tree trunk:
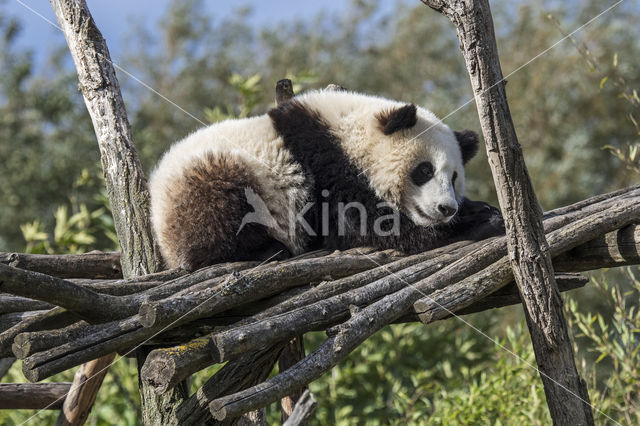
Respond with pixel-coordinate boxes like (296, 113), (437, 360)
(420, 1), (594, 424)
(49, 1), (185, 424)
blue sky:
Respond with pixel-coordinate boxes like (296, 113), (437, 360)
(4, 0), (369, 65)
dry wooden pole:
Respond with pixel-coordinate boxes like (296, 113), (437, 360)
(55, 354), (117, 426)
(49, 0), (184, 424)
(279, 336), (307, 423)
(0, 264), (134, 322)
(1, 308), (80, 358)
(176, 343), (286, 425)
(0, 357), (14, 379)
(421, 1), (594, 423)
(0, 251), (121, 279)
(0, 383), (72, 410)
(48, 0), (160, 277)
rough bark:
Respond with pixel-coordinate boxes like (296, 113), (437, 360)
(0, 383), (71, 409)
(20, 316), (149, 382)
(48, 0), (161, 277)
(49, 0), (185, 423)
(279, 336), (307, 423)
(1, 308), (80, 357)
(175, 343), (286, 425)
(55, 353), (117, 426)
(420, 1), (594, 423)
(1, 311), (50, 333)
(138, 253), (394, 328)
(0, 251), (121, 279)
(0, 357), (15, 379)
(0, 264), (133, 322)
(139, 337), (213, 395)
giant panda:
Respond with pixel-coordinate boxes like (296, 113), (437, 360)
(149, 90), (503, 270)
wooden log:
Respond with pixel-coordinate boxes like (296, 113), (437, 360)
(0, 357), (14, 379)
(414, 207), (640, 322)
(0, 308), (80, 357)
(1, 310), (49, 332)
(0, 296), (53, 314)
(421, 1), (594, 424)
(0, 383), (71, 409)
(176, 343), (286, 425)
(21, 317), (150, 382)
(0, 251), (121, 279)
(55, 353), (117, 426)
(279, 336), (307, 423)
(1, 258), (255, 314)
(282, 390), (317, 426)
(0, 264), (129, 322)
(395, 273), (588, 323)
(50, 0), (184, 421)
(140, 337), (213, 395)
(138, 253), (396, 328)
(554, 224), (640, 272)
(13, 322), (90, 359)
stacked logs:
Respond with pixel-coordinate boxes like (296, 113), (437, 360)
(1, 185), (639, 422)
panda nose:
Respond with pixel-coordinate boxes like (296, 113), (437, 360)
(438, 204), (457, 217)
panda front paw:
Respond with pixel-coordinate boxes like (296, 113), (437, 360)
(455, 198), (505, 240)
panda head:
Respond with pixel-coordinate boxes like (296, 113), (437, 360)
(372, 103), (480, 226)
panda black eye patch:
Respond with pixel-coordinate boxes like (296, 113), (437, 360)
(411, 161), (434, 186)
(452, 171), (458, 187)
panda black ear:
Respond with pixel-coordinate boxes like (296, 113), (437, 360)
(376, 104), (417, 135)
(454, 130), (480, 164)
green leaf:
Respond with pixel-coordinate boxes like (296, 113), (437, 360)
(599, 76), (608, 89)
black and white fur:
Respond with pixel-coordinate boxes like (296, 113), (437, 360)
(150, 90), (503, 270)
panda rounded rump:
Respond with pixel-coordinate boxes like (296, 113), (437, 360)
(159, 151), (281, 270)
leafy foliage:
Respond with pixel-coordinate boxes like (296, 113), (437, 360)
(20, 169), (118, 254)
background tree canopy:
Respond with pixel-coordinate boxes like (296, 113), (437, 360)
(0, 0), (638, 424)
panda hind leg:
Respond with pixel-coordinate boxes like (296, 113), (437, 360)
(160, 152), (288, 270)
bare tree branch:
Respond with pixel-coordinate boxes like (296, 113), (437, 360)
(0, 383), (71, 410)
(0, 251), (121, 279)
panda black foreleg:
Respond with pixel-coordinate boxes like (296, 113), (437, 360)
(376, 198), (504, 254)
(440, 197), (505, 244)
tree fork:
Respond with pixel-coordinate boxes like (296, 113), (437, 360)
(420, 1), (594, 423)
